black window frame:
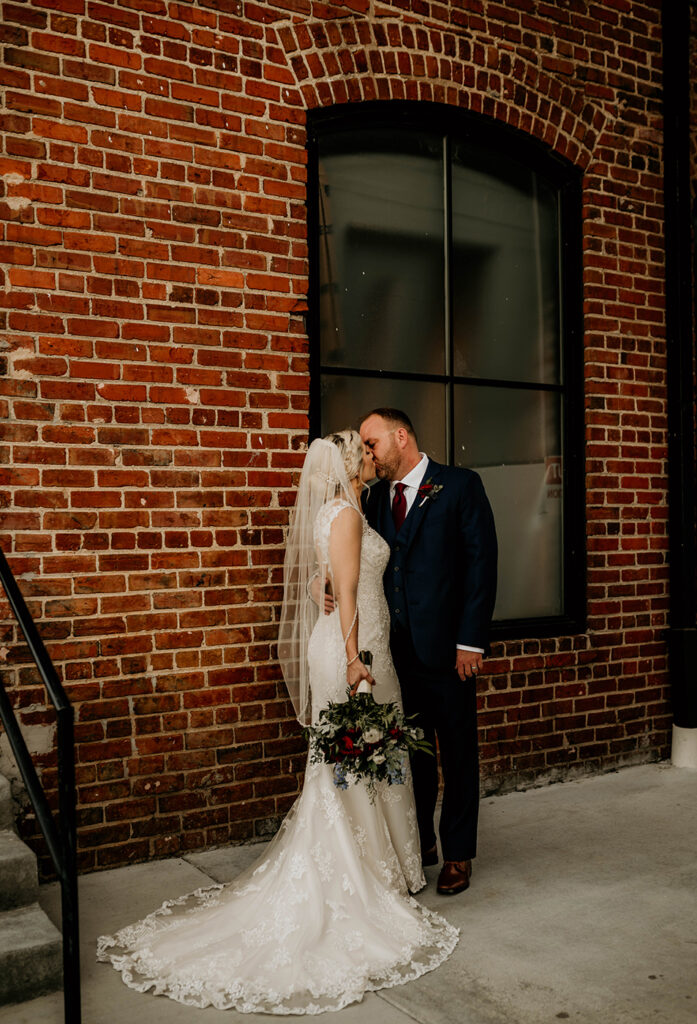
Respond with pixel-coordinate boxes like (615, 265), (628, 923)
(307, 101), (585, 641)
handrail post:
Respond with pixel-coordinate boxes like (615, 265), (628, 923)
(57, 708), (81, 1024)
(0, 545), (81, 1023)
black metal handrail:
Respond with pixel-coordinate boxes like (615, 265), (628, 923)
(0, 546), (80, 1024)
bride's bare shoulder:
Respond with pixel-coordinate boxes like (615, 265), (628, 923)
(315, 499), (363, 535)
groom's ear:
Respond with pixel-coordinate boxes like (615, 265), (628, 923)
(394, 427), (408, 449)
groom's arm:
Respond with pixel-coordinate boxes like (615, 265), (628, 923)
(455, 471), (498, 655)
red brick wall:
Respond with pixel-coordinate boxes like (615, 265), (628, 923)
(0, 0), (671, 874)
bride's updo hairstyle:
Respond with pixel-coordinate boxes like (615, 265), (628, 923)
(325, 429), (363, 482)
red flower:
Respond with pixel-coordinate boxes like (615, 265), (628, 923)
(417, 478), (443, 506)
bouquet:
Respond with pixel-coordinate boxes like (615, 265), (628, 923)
(305, 651), (433, 802)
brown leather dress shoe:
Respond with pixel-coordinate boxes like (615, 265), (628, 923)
(421, 844), (438, 867)
(437, 859), (472, 895)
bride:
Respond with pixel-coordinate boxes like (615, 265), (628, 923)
(97, 430), (458, 1014)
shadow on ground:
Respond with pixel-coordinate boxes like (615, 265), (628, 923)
(2, 763), (695, 1024)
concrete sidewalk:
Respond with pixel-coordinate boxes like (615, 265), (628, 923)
(2, 762), (695, 1024)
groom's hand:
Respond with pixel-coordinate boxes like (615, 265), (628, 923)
(310, 574), (335, 614)
(456, 649), (483, 681)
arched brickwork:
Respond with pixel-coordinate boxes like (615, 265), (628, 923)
(273, 16), (605, 170)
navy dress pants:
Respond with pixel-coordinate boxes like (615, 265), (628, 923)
(390, 626), (480, 862)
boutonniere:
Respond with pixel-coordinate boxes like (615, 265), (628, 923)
(417, 478), (443, 507)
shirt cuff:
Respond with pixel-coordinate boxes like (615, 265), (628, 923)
(457, 645), (484, 654)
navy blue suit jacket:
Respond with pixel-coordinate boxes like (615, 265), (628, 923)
(363, 460), (498, 669)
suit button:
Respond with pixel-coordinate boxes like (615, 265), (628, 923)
(395, 608), (401, 614)
(394, 545), (400, 551)
(394, 566), (400, 573)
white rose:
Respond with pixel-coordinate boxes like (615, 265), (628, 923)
(363, 728), (383, 744)
(371, 753), (386, 764)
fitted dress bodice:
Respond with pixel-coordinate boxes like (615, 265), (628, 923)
(308, 500), (394, 716)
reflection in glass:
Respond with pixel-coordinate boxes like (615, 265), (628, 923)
(318, 131), (445, 376)
(314, 119), (570, 627)
(320, 375), (446, 463)
(452, 149), (560, 385)
(454, 385), (562, 619)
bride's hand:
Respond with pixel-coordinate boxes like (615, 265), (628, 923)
(347, 657), (374, 696)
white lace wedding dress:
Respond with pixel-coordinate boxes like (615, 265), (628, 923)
(97, 502), (458, 1014)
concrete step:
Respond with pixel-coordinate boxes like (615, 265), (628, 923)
(0, 775), (12, 832)
(0, 829), (39, 911)
(0, 902), (62, 1006)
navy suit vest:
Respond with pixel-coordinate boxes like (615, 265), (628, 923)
(381, 489), (418, 635)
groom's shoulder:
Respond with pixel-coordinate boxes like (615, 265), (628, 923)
(366, 478), (388, 498)
(363, 479), (386, 511)
(429, 460), (482, 491)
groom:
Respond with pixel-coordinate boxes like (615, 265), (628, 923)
(360, 408), (497, 895)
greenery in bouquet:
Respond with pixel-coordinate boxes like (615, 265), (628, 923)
(305, 690), (433, 802)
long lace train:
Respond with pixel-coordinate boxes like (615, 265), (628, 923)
(97, 504), (459, 1014)
(97, 762), (458, 1014)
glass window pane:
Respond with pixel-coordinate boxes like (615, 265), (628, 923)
(454, 385), (562, 619)
(320, 374), (446, 463)
(452, 147), (561, 385)
(318, 130), (445, 376)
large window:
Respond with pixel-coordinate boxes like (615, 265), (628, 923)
(308, 104), (584, 637)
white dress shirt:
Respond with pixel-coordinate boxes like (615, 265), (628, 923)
(389, 452), (429, 516)
(391, 455), (484, 657)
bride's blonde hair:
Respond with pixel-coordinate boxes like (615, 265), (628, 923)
(325, 429), (363, 482)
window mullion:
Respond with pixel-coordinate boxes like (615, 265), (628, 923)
(444, 133), (453, 465)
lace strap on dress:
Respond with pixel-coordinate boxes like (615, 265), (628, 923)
(313, 499), (362, 551)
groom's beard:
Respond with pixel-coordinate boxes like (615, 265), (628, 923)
(372, 446), (401, 482)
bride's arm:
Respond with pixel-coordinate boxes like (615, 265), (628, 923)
(328, 506), (374, 695)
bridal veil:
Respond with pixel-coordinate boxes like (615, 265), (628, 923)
(278, 436), (361, 726)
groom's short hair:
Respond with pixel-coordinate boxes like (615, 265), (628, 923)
(361, 407), (417, 442)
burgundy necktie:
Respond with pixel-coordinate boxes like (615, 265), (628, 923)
(392, 482), (407, 532)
